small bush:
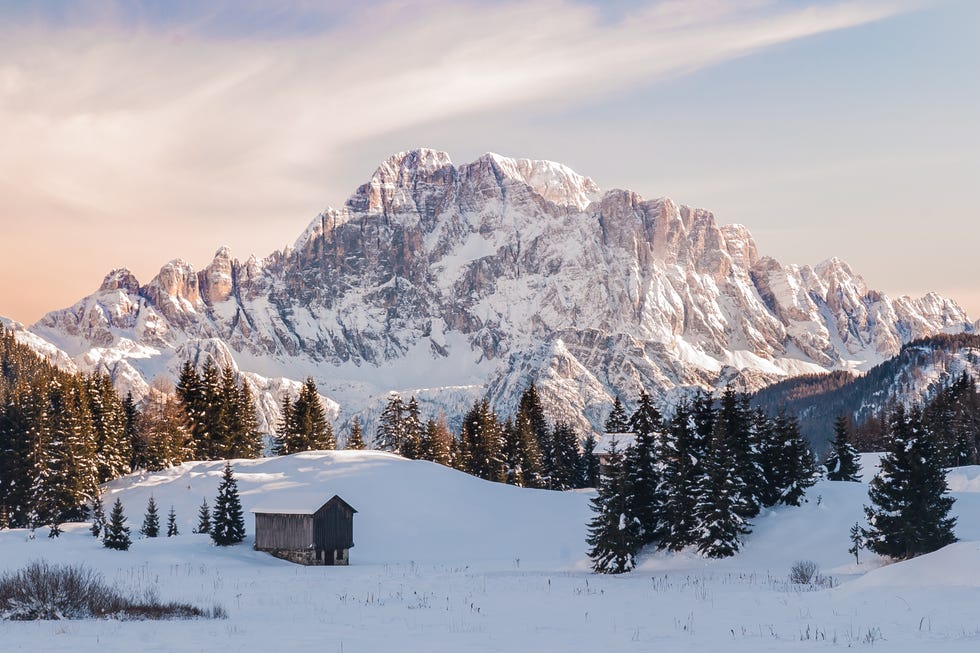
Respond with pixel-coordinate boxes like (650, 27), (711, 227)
(789, 560), (819, 585)
(0, 561), (223, 621)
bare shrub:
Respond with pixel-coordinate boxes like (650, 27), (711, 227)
(0, 561), (223, 621)
(789, 560), (819, 585)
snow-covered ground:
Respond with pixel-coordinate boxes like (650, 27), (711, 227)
(1, 451), (979, 651)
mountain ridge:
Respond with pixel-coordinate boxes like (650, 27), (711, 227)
(14, 148), (974, 436)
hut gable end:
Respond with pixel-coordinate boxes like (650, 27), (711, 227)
(252, 495), (357, 566)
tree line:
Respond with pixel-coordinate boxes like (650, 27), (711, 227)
(0, 325), (264, 530)
(587, 388), (818, 573)
(370, 384), (599, 491)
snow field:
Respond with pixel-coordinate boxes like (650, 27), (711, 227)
(0, 451), (978, 651)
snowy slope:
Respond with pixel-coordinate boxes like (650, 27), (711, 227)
(1, 451), (980, 651)
(21, 149), (975, 436)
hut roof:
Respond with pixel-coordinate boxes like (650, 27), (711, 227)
(251, 494), (357, 515)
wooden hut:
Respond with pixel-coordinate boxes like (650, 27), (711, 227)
(252, 495), (357, 566)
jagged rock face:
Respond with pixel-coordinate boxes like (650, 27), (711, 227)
(26, 148), (974, 435)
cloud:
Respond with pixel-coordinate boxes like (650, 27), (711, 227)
(0, 0), (919, 322)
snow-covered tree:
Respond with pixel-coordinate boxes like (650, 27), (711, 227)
(625, 391), (665, 545)
(90, 492), (105, 538)
(825, 414), (862, 482)
(211, 462), (246, 546)
(194, 498), (211, 534)
(141, 495), (160, 538)
(693, 419), (749, 558)
(604, 396), (630, 433)
(167, 505), (179, 537)
(103, 498), (131, 551)
(345, 417), (366, 450)
(586, 438), (641, 574)
(863, 406), (956, 559)
(375, 393), (405, 453)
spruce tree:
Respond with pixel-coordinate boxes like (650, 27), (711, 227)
(425, 414), (454, 466)
(585, 438), (641, 574)
(346, 417), (366, 450)
(274, 379), (333, 454)
(141, 495), (160, 537)
(460, 399), (505, 482)
(717, 387), (760, 518)
(226, 373), (263, 459)
(517, 384), (552, 483)
(848, 522), (863, 564)
(774, 409), (818, 506)
(825, 414), (862, 482)
(863, 406), (957, 559)
(211, 462), (246, 546)
(580, 432), (599, 489)
(195, 498), (211, 534)
(376, 393), (405, 452)
(625, 390), (665, 545)
(550, 421), (582, 491)
(501, 418), (525, 486)
(693, 419), (749, 558)
(90, 493), (106, 538)
(660, 400), (701, 550)
(604, 396), (631, 433)
(400, 397), (424, 459)
(167, 506), (179, 537)
(103, 498), (132, 551)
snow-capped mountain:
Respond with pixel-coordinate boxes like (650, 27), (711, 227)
(17, 149), (974, 435)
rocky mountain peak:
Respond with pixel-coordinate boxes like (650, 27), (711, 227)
(99, 268), (141, 294)
(21, 149), (975, 440)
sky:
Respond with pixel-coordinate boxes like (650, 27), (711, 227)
(0, 0), (978, 324)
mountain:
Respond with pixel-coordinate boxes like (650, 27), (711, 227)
(752, 333), (980, 454)
(16, 149), (974, 436)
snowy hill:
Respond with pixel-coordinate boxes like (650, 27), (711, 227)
(1, 451), (980, 651)
(14, 149), (975, 435)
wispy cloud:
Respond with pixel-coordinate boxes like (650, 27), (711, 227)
(0, 0), (919, 321)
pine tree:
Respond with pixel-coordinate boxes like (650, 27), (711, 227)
(122, 392), (141, 472)
(346, 417), (366, 450)
(211, 462), (246, 546)
(774, 409), (818, 506)
(848, 522), (863, 564)
(424, 414), (454, 466)
(517, 384), (552, 484)
(86, 372), (131, 482)
(501, 418), (525, 486)
(625, 390), (665, 545)
(195, 498), (211, 534)
(400, 397), (424, 459)
(273, 396), (293, 456)
(580, 432), (599, 489)
(226, 373), (263, 459)
(693, 418), (749, 558)
(141, 495), (160, 538)
(460, 399), (505, 482)
(586, 438), (641, 574)
(825, 414), (862, 482)
(376, 393), (405, 453)
(863, 406), (957, 559)
(48, 522), (61, 538)
(274, 379), (333, 454)
(90, 492), (105, 538)
(604, 396), (631, 433)
(136, 379), (192, 471)
(103, 498), (132, 551)
(660, 400), (701, 550)
(550, 421), (582, 491)
(167, 506), (179, 537)
(717, 387), (760, 519)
